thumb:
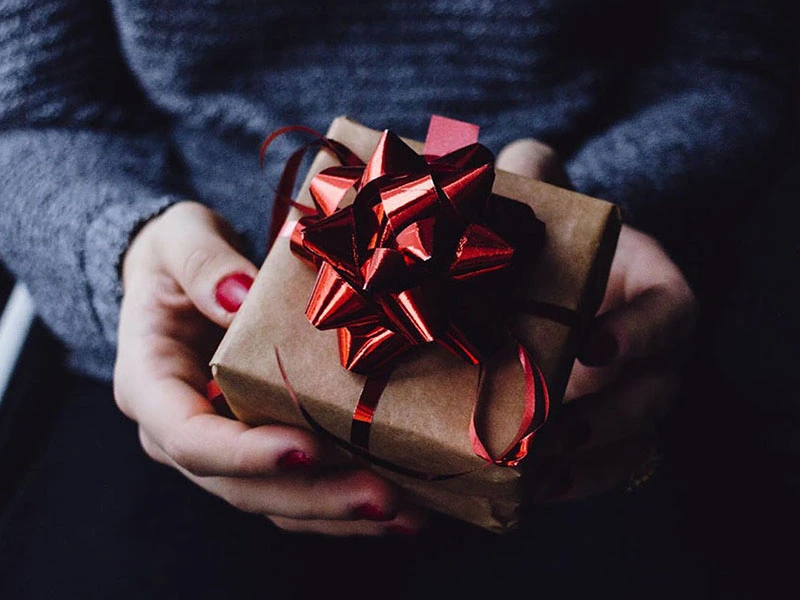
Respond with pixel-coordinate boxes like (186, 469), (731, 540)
(496, 138), (570, 187)
(158, 202), (259, 328)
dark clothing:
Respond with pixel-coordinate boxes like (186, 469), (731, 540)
(0, 0), (794, 380)
(1, 373), (708, 599)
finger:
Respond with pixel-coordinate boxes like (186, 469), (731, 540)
(530, 430), (656, 503)
(535, 369), (679, 456)
(579, 227), (695, 366)
(496, 138), (570, 186)
(141, 427), (399, 521)
(138, 427), (170, 466)
(269, 506), (425, 536)
(182, 467), (399, 522)
(563, 359), (619, 403)
(130, 377), (321, 477)
(157, 202), (259, 328)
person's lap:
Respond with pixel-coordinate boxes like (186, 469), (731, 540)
(0, 369), (712, 599)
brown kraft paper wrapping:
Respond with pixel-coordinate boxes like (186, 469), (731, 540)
(210, 116), (621, 533)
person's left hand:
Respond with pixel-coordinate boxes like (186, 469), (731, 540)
(496, 139), (696, 502)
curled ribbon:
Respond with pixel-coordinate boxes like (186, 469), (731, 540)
(261, 116), (554, 475)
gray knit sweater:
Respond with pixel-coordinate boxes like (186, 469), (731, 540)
(0, 0), (793, 380)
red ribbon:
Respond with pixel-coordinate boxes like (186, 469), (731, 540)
(259, 116), (553, 474)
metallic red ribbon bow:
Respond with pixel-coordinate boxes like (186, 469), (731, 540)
(288, 128), (527, 373)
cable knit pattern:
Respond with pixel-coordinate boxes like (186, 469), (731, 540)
(0, 0), (793, 381)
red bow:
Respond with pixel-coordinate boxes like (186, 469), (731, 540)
(289, 129), (525, 373)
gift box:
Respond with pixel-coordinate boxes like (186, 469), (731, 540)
(210, 116), (621, 532)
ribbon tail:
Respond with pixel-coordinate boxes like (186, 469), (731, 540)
(350, 368), (393, 451)
(259, 125), (362, 169)
(470, 343), (550, 467)
(267, 144), (317, 249)
(262, 125), (365, 250)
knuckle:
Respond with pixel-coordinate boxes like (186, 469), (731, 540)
(162, 433), (201, 474)
(138, 429), (161, 462)
(112, 374), (134, 419)
(531, 140), (559, 162)
(162, 200), (210, 224)
(516, 138), (558, 161)
(181, 245), (217, 290)
(500, 138), (563, 183)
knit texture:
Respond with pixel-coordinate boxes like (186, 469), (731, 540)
(0, 0), (793, 380)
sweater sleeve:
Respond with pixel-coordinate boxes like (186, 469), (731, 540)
(0, 0), (183, 368)
(564, 0), (794, 273)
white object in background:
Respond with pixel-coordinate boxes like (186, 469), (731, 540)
(0, 283), (35, 405)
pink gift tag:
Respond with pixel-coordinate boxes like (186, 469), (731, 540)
(423, 115), (480, 158)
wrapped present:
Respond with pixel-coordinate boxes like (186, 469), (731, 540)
(210, 116), (621, 532)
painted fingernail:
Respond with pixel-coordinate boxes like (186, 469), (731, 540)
(352, 503), (391, 521)
(277, 449), (313, 471)
(215, 273), (254, 313)
(385, 525), (416, 536)
(581, 328), (618, 366)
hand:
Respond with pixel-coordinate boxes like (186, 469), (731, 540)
(496, 140), (696, 502)
(115, 201), (421, 535)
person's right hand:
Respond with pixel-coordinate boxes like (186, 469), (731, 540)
(115, 201), (421, 536)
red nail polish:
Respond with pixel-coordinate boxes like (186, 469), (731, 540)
(352, 504), (390, 521)
(580, 328), (618, 366)
(277, 450), (313, 471)
(215, 273), (254, 313)
(385, 525), (416, 536)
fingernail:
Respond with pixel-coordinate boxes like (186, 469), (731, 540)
(277, 449), (313, 471)
(215, 273), (254, 313)
(581, 328), (618, 366)
(352, 503), (391, 521)
(560, 418), (592, 452)
(385, 525), (416, 536)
